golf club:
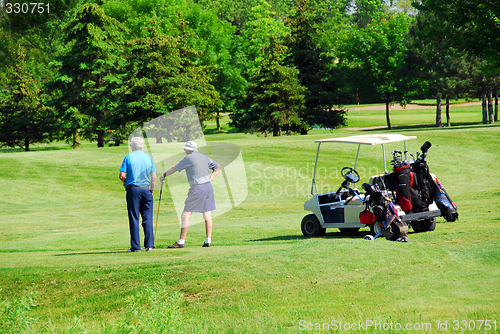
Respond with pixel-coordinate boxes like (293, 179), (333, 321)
(154, 180), (164, 241)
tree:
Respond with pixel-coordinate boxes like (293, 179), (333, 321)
(0, 46), (54, 151)
(232, 35), (306, 136)
(408, 11), (472, 127)
(0, 0), (81, 83)
(49, 3), (126, 148)
(285, 0), (347, 133)
(415, 0), (500, 74)
(112, 14), (221, 142)
(342, 8), (414, 129)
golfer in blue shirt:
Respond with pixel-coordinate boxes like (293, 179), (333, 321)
(160, 141), (221, 248)
(119, 137), (157, 252)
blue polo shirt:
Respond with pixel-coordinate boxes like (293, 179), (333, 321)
(120, 151), (157, 187)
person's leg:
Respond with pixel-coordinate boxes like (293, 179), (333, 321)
(126, 187), (141, 251)
(202, 211), (212, 246)
(140, 188), (154, 249)
(203, 211), (212, 239)
(180, 211), (192, 241)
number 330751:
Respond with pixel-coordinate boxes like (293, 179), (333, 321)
(5, 3), (50, 14)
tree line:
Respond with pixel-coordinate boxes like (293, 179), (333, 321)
(0, 0), (499, 150)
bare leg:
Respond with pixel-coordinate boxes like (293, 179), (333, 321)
(180, 211), (191, 240)
(203, 211), (212, 238)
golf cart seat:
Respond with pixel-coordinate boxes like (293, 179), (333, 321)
(317, 191), (353, 205)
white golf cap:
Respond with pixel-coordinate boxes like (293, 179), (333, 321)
(183, 141), (198, 152)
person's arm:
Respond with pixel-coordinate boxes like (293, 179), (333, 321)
(159, 166), (178, 183)
(150, 172), (157, 193)
(119, 171), (127, 183)
(210, 165), (222, 182)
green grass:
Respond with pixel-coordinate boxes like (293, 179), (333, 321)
(344, 104), (484, 129)
(1, 110), (500, 333)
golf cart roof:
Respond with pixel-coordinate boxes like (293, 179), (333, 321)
(316, 134), (417, 145)
(310, 134), (418, 195)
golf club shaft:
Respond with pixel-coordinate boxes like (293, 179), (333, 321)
(154, 181), (163, 239)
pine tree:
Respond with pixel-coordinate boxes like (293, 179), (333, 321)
(112, 14), (221, 142)
(49, 3), (126, 148)
(285, 0), (346, 133)
(233, 35), (306, 136)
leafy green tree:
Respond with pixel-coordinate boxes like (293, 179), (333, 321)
(49, 3), (126, 148)
(232, 35), (306, 136)
(415, 0), (500, 73)
(195, 0), (288, 34)
(408, 12), (471, 127)
(341, 8), (413, 129)
(285, 0), (347, 133)
(411, 3), (500, 125)
(0, 47), (54, 151)
(0, 0), (81, 82)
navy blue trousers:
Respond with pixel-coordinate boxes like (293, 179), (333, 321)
(126, 186), (154, 250)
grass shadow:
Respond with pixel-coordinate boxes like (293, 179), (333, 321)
(0, 145), (69, 153)
(203, 127), (240, 135)
(249, 229), (438, 242)
(248, 230), (374, 242)
(54, 250), (129, 256)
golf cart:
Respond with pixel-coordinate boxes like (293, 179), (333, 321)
(301, 134), (457, 239)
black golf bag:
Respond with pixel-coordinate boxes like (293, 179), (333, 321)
(393, 165), (424, 213)
(363, 183), (409, 242)
(392, 141), (458, 222)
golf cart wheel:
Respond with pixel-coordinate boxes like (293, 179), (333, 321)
(370, 222), (383, 236)
(301, 214), (324, 237)
(412, 218), (436, 233)
(339, 228), (360, 233)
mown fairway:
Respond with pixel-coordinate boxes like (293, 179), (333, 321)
(1, 108), (499, 333)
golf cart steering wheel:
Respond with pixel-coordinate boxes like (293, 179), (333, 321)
(335, 167), (361, 199)
(341, 167), (360, 184)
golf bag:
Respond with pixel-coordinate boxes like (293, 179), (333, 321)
(411, 147), (434, 211)
(393, 165), (423, 213)
(392, 141), (458, 222)
(431, 174), (459, 222)
(363, 183), (409, 242)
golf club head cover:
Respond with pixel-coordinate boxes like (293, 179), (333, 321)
(421, 141), (432, 153)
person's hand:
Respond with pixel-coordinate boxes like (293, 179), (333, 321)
(159, 173), (165, 183)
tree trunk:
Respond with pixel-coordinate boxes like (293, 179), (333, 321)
(446, 97), (451, 127)
(385, 100), (391, 130)
(24, 137), (30, 152)
(73, 130), (80, 149)
(166, 128), (173, 143)
(436, 93), (442, 127)
(97, 112), (104, 147)
(273, 123), (280, 136)
(482, 92), (487, 124)
(97, 131), (104, 147)
(156, 135), (163, 143)
(495, 91), (498, 122)
(488, 88), (494, 124)
(216, 109), (221, 132)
